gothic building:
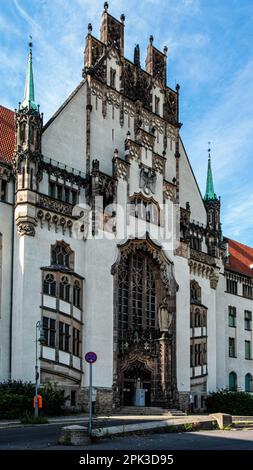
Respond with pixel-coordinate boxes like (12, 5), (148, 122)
(0, 5), (253, 413)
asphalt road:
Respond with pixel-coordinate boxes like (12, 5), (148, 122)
(1, 424), (253, 450)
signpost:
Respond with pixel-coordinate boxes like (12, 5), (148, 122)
(85, 351), (97, 435)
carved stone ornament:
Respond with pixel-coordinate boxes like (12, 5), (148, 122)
(17, 222), (36, 237)
(153, 153), (165, 175)
(188, 259), (220, 290)
(111, 233), (178, 294)
(122, 61), (152, 110)
(163, 181), (176, 201)
(163, 89), (178, 125)
(210, 272), (219, 289)
(125, 139), (141, 163)
(38, 194), (74, 217)
(37, 209), (75, 237)
(140, 166), (156, 195)
(113, 157), (129, 181)
(0, 164), (12, 181)
(190, 248), (216, 267)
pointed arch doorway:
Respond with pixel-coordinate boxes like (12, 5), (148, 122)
(112, 235), (179, 409)
(122, 360), (152, 406)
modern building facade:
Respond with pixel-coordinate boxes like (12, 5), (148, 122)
(0, 5), (252, 413)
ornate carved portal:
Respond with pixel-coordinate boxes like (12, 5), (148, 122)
(112, 235), (178, 408)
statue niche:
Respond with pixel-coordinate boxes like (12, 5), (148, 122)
(158, 297), (173, 333)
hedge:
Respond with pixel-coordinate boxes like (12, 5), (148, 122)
(0, 381), (65, 419)
(206, 389), (253, 415)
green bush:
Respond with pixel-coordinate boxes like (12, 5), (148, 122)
(206, 389), (253, 415)
(0, 380), (66, 419)
(20, 414), (48, 425)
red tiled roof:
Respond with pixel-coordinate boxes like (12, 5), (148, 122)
(0, 105), (15, 165)
(226, 238), (253, 278)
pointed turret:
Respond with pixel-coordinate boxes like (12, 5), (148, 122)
(204, 150), (217, 201)
(20, 38), (37, 111)
(204, 145), (221, 255)
(14, 38), (43, 237)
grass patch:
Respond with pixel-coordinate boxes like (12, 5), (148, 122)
(58, 434), (72, 446)
(20, 414), (48, 425)
(181, 422), (200, 432)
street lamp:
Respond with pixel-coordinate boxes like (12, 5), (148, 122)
(35, 320), (46, 417)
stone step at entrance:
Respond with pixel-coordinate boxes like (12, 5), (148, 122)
(114, 406), (186, 416)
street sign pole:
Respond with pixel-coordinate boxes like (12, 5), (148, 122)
(85, 351), (97, 437)
(88, 362), (92, 436)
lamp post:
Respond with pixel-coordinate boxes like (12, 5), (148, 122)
(35, 320), (46, 417)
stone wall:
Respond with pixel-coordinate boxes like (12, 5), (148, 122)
(178, 391), (190, 412)
(78, 387), (113, 414)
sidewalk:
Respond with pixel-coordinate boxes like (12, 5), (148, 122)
(0, 414), (88, 429)
(0, 412), (194, 429)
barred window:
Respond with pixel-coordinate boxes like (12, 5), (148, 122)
(245, 310), (252, 331)
(59, 322), (70, 352)
(190, 237), (202, 251)
(228, 306), (236, 327)
(43, 317), (56, 348)
(229, 337), (236, 357)
(243, 284), (253, 299)
(245, 373), (253, 392)
(59, 276), (70, 302)
(43, 273), (56, 296)
(194, 343), (202, 366)
(229, 371), (237, 391)
(73, 328), (80, 357)
(245, 340), (251, 360)
(226, 279), (237, 295)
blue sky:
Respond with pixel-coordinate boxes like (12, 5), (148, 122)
(0, 0), (252, 245)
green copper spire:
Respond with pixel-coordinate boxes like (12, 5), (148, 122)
(204, 146), (217, 201)
(20, 38), (37, 111)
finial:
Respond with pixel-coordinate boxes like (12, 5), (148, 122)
(208, 141), (211, 159)
(120, 13), (125, 22)
(104, 1), (109, 11)
(88, 23), (92, 33)
(149, 35), (154, 45)
(134, 44), (140, 67)
(29, 35), (33, 50)
(163, 45), (168, 56)
(176, 83), (180, 93)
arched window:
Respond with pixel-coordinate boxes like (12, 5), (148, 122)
(43, 273), (56, 297)
(51, 241), (74, 269)
(229, 371), (237, 391)
(245, 373), (253, 392)
(73, 280), (81, 308)
(118, 253), (158, 332)
(59, 276), (70, 302)
(129, 193), (160, 226)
